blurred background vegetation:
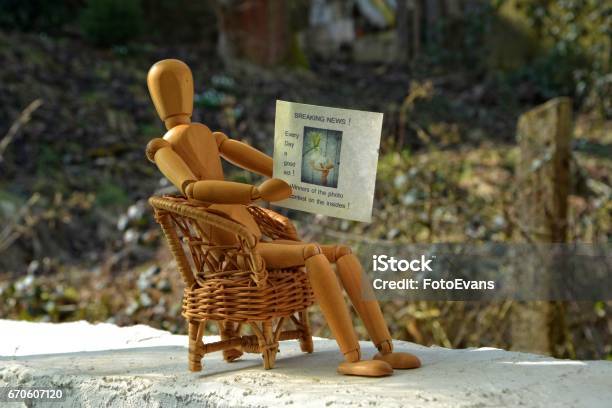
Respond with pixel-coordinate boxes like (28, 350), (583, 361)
(0, 0), (609, 360)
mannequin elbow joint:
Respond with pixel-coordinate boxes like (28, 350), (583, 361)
(303, 244), (322, 260)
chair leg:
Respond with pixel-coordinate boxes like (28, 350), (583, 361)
(251, 321), (278, 370)
(188, 320), (205, 372)
(263, 320), (278, 369)
(298, 310), (314, 353)
(218, 321), (243, 362)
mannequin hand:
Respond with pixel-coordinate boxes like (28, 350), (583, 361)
(253, 178), (292, 202)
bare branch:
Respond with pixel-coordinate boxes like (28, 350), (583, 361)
(0, 99), (43, 163)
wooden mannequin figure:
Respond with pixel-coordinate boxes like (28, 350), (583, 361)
(146, 59), (421, 377)
(310, 160), (334, 186)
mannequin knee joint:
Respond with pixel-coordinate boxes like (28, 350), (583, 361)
(303, 243), (322, 260)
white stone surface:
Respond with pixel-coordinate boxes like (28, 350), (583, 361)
(0, 319), (610, 407)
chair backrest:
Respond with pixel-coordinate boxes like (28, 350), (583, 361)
(149, 196), (267, 288)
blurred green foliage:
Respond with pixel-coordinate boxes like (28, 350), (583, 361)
(0, 0), (79, 33)
(495, 0), (610, 115)
(80, 0), (144, 46)
(0, 0), (216, 47)
(95, 181), (130, 208)
(521, 0), (610, 116)
(140, 0), (216, 44)
(422, 0), (610, 116)
(420, 2), (493, 72)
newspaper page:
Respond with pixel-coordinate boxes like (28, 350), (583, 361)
(272, 100), (383, 222)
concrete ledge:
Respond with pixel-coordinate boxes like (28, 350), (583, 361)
(0, 320), (610, 407)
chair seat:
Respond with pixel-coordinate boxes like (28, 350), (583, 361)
(182, 267), (314, 322)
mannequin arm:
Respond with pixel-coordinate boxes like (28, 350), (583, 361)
(184, 180), (257, 204)
(186, 178), (291, 204)
(147, 137), (258, 203)
(146, 138), (197, 195)
(213, 131), (291, 201)
(146, 137), (290, 203)
(214, 131), (273, 178)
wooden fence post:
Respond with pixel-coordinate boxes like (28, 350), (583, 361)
(511, 97), (572, 354)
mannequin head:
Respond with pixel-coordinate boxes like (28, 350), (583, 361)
(147, 59), (194, 130)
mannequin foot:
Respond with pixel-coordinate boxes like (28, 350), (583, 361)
(374, 351), (421, 369)
(337, 360), (393, 377)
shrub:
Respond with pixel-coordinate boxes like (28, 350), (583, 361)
(0, 0), (77, 33)
(80, 0), (144, 46)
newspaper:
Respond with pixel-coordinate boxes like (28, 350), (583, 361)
(273, 100), (383, 222)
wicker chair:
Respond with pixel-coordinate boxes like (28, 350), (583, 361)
(149, 195), (315, 372)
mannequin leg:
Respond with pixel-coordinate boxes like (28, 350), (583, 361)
(256, 242), (392, 377)
(321, 245), (421, 369)
(303, 245), (360, 358)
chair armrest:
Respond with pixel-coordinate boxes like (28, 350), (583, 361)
(149, 196), (266, 287)
(150, 196), (258, 247)
(247, 205), (299, 241)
